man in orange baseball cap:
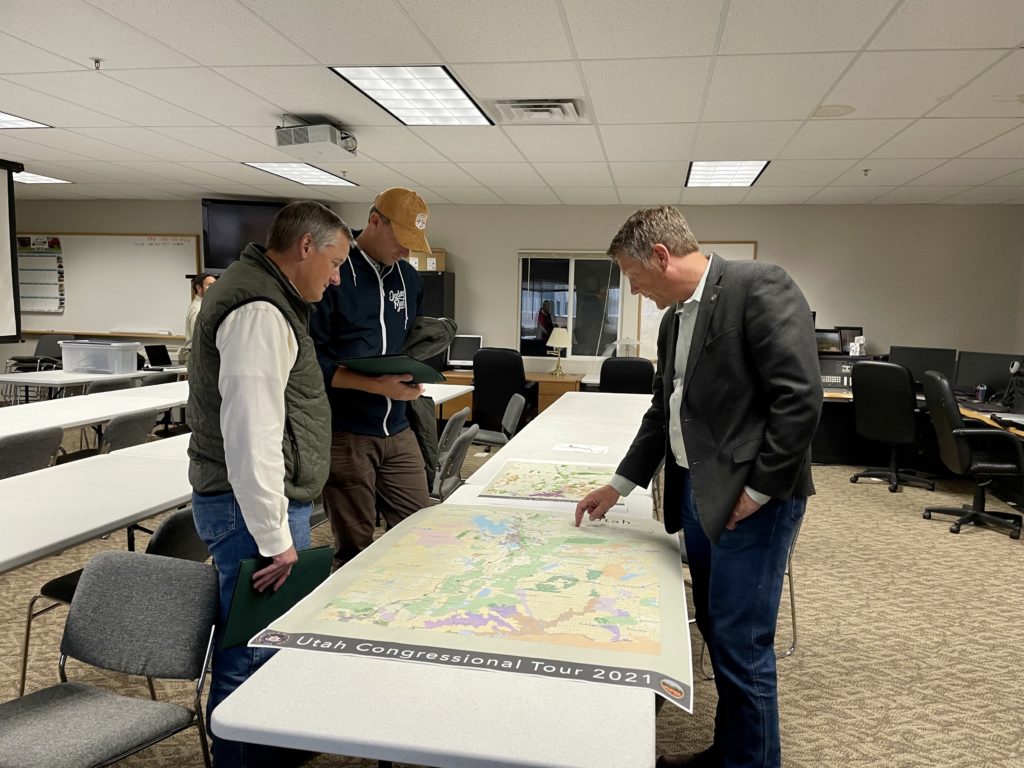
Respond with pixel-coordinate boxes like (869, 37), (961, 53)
(310, 188), (434, 569)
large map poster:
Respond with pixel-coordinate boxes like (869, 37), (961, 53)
(253, 503), (693, 710)
(480, 460), (618, 503)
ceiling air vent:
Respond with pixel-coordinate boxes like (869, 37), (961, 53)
(489, 99), (587, 124)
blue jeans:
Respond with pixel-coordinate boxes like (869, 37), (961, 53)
(679, 470), (805, 768)
(192, 491), (312, 768)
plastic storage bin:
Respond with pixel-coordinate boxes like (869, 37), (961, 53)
(59, 340), (140, 374)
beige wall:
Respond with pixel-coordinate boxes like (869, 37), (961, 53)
(12, 198), (1024, 371)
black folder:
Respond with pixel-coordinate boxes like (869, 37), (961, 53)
(221, 545), (334, 650)
(337, 353), (445, 384)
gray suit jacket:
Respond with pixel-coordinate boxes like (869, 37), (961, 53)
(616, 255), (823, 543)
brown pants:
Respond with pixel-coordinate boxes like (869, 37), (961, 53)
(322, 428), (431, 568)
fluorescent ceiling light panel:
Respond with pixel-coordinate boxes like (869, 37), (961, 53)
(331, 65), (491, 127)
(0, 111), (49, 129)
(686, 160), (769, 187)
(244, 163), (357, 186)
(13, 172), (70, 184)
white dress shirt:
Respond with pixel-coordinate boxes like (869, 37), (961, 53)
(216, 301), (299, 556)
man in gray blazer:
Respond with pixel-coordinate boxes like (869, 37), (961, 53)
(576, 206), (822, 768)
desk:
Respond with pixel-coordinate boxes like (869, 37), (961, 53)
(0, 369), (151, 388)
(422, 382), (474, 419)
(443, 369), (584, 415)
(0, 435), (190, 574)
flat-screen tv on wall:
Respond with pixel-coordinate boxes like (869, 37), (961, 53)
(201, 198), (287, 271)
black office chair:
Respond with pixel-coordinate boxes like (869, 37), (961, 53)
(921, 371), (1023, 539)
(6, 333), (72, 372)
(849, 361), (935, 492)
(599, 357), (655, 394)
(470, 348), (538, 433)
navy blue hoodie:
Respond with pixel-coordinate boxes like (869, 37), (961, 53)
(310, 233), (424, 436)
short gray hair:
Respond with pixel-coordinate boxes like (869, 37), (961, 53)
(267, 201), (352, 252)
(607, 206), (700, 266)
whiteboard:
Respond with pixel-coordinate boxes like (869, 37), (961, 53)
(637, 241), (757, 360)
(18, 233), (199, 338)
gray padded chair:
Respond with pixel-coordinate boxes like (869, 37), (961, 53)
(0, 426), (64, 480)
(438, 407), (471, 458)
(0, 550), (219, 768)
(140, 371), (179, 386)
(61, 408), (160, 463)
(84, 377), (137, 395)
(472, 393), (526, 450)
(432, 423), (480, 501)
(19, 508), (210, 696)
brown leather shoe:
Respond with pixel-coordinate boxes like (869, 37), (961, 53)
(656, 749), (718, 767)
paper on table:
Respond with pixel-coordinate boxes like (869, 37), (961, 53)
(553, 443), (610, 454)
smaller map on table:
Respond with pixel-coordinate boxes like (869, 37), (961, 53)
(480, 460), (616, 503)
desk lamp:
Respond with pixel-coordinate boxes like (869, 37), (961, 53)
(546, 327), (570, 377)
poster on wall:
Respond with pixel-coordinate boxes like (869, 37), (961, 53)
(16, 235), (65, 314)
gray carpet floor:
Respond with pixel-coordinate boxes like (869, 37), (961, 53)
(1, 452), (1022, 767)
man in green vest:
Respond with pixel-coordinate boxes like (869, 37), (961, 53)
(187, 200), (351, 768)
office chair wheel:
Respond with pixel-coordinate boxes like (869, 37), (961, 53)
(849, 476), (857, 483)
(1011, 528), (1021, 541)
(922, 511), (931, 519)
(888, 483), (898, 493)
(949, 523), (961, 534)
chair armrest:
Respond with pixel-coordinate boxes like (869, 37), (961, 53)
(953, 427), (1024, 470)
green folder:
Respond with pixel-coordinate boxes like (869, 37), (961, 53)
(221, 545), (334, 650)
(337, 353), (446, 384)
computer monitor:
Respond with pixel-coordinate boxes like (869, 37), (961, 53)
(447, 335), (483, 368)
(835, 326), (863, 354)
(954, 351), (1024, 395)
(888, 346), (957, 385)
(815, 329), (842, 355)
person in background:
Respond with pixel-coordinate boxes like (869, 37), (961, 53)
(536, 299), (554, 342)
(187, 201), (351, 768)
(180, 271), (216, 366)
(311, 187), (432, 570)
(575, 206), (822, 768)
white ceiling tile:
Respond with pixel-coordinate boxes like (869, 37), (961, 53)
(492, 187), (561, 204)
(457, 163), (546, 187)
(10, 129), (163, 161)
(986, 168), (1024, 186)
(932, 51), (1024, 118)
(2, 0), (197, 68)
(680, 188), (750, 205)
(693, 122), (801, 160)
(720, 0), (897, 53)
(383, 163), (480, 186)
(60, 161), (178, 184)
(11, 160), (122, 184)
(70, 127), (226, 161)
(323, 162), (417, 189)
(348, 127), (447, 163)
(150, 127), (296, 162)
(451, 62), (584, 101)
(0, 133), (93, 163)
(553, 187), (620, 205)
(832, 158), (945, 185)
(198, 183), (269, 197)
(86, 0), (316, 66)
(563, 0), (723, 58)
(871, 119), (1022, 159)
(0, 78), (127, 128)
(107, 69), (282, 126)
(0, 33), (88, 73)
(617, 188), (684, 206)
(185, 161), (296, 184)
(806, 186), (895, 204)
(756, 159), (855, 186)
(609, 162), (689, 187)
(825, 51), (1003, 119)
(72, 182), (165, 199)
(742, 187), (820, 204)
(599, 124), (696, 162)
(870, 0), (1024, 49)
(909, 159), (1024, 186)
(5, 72), (213, 126)
(965, 125), (1024, 159)
(410, 127), (523, 162)
(780, 119), (912, 159)
(215, 67), (398, 128)
(239, 0), (437, 66)
(872, 187), (968, 204)
(533, 163), (613, 187)
(942, 186), (1024, 204)
(503, 126), (605, 162)
(318, 186), (379, 203)
(704, 54), (852, 122)
(400, 0), (571, 63)
(428, 187), (504, 204)
(120, 161), (246, 184)
(14, 183), (101, 199)
(582, 58), (710, 124)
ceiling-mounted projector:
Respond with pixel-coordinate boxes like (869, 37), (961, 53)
(274, 124), (357, 161)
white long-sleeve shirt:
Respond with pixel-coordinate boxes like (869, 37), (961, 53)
(216, 300), (298, 557)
